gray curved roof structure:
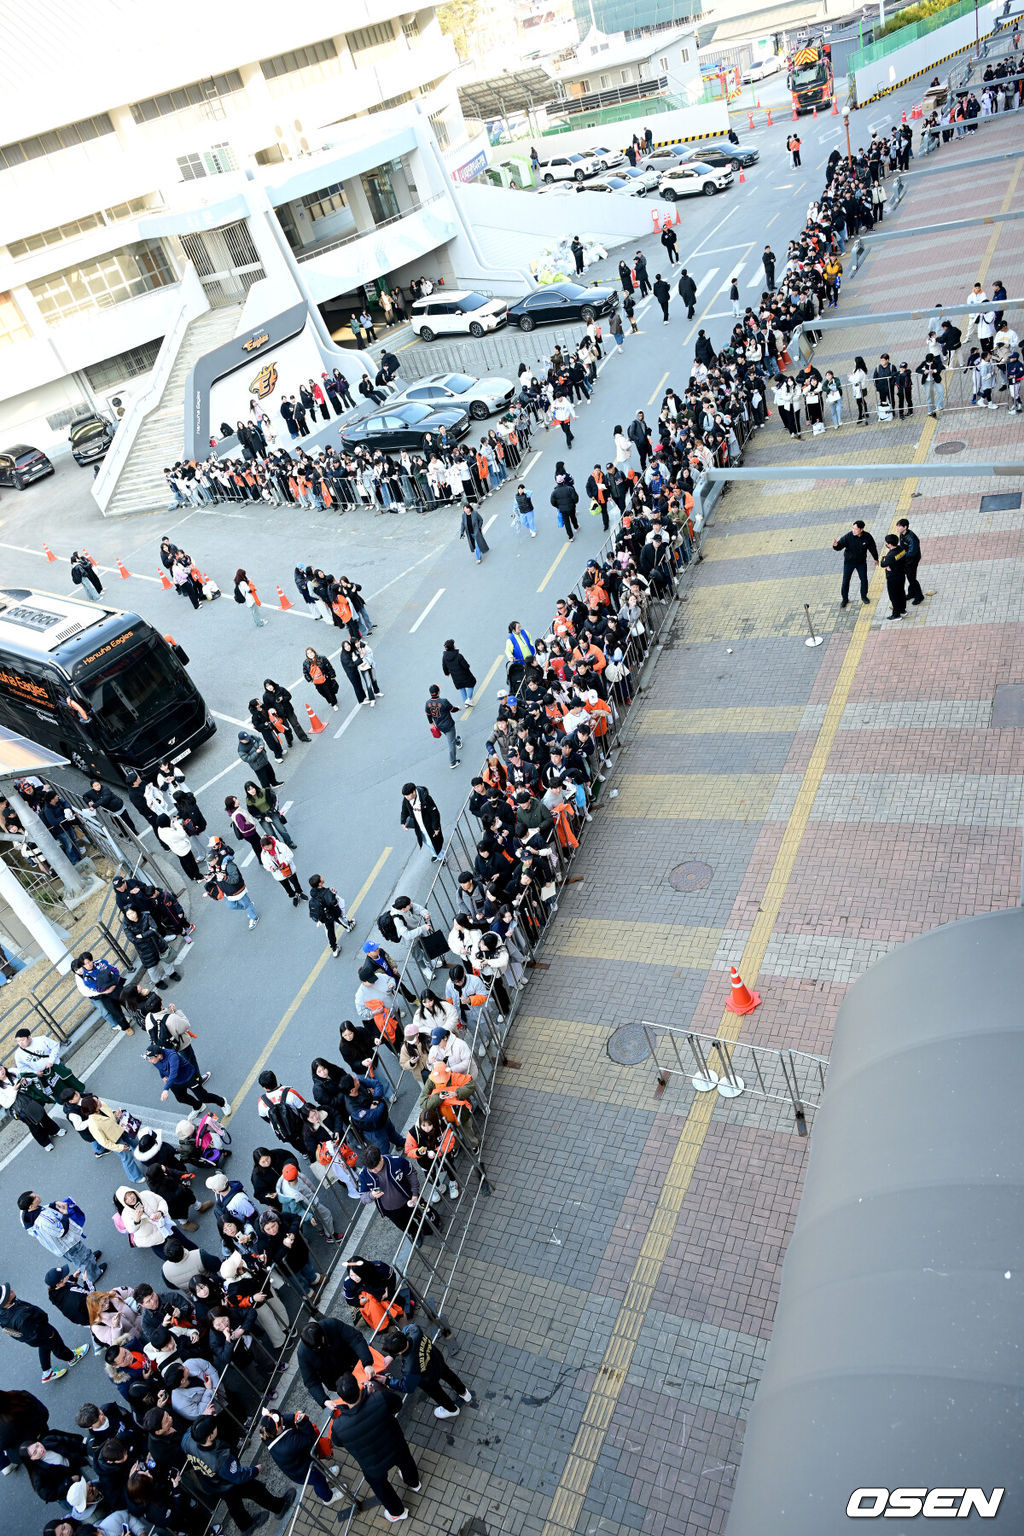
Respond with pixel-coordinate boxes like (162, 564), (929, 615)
(726, 906), (1024, 1533)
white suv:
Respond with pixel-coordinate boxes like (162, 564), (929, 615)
(410, 291), (508, 342)
(658, 162), (734, 200)
(535, 152), (599, 184)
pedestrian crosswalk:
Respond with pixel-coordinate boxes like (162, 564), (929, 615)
(695, 266), (719, 296)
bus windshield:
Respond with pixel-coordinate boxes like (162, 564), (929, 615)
(77, 643), (189, 744)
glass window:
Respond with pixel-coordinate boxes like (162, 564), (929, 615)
(0, 113), (114, 169)
(260, 38), (338, 78)
(78, 644), (187, 740)
(348, 21), (394, 52)
(0, 292), (31, 348)
(130, 73), (243, 123)
(29, 242), (174, 324)
(84, 338), (163, 390)
(402, 18), (419, 40)
(301, 182), (348, 221)
(442, 375), (475, 390)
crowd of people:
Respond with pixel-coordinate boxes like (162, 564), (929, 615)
(8, 54), (1022, 1533)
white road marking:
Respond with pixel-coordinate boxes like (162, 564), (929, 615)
(196, 759), (242, 794)
(241, 850), (255, 868)
(695, 267), (720, 296)
(211, 711), (248, 727)
(281, 800), (293, 813)
(333, 701), (363, 739)
(523, 450), (542, 475)
(687, 202), (739, 258)
(482, 513), (499, 533)
(409, 587), (445, 634)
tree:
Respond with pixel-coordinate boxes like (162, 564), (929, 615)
(438, 0), (481, 60)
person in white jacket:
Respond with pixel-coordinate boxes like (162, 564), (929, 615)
(259, 836), (306, 906)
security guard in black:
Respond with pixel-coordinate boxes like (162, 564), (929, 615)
(833, 520), (879, 605)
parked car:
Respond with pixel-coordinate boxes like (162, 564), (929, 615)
(0, 444), (54, 490)
(67, 413), (115, 465)
(390, 371), (515, 420)
(410, 290), (508, 342)
(507, 281), (618, 332)
(338, 401), (470, 452)
(535, 152), (600, 184)
(742, 54), (784, 83)
(619, 163), (661, 192)
(581, 144), (626, 172)
(644, 144), (691, 168)
(678, 143), (759, 171)
(658, 162), (734, 199)
(576, 175), (647, 198)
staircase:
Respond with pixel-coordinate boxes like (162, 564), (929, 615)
(104, 304), (243, 518)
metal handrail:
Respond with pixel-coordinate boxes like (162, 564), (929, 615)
(295, 193), (450, 263)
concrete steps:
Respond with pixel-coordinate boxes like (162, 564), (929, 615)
(105, 304), (243, 516)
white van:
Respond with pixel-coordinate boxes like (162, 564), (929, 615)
(410, 291), (508, 342)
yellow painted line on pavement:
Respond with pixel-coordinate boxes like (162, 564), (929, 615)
(644, 705), (806, 734)
(608, 773), (779, 820)
(462, 651), (504, 713)
(647, 370), (669, 407)
(549, 919), (724, 968)
(538, 538), (572, 593)
(537, 415), (940, 1536)
(707, 523), (857, 559)
(228, 845), (393, 1115)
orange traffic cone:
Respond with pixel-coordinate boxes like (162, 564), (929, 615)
(43, 543), (57, 563)
(306, 702), (327, 735)
(792, 104), (798, 120)
(813, 104), (818, 118)
(831, 95), (839, 115)
(901, 107), (907, 124)
(747, 111), (754, 130)
(739, 170), (746, 183)
(82, 550), (95, 566)
(249, 582), (262, 606)
(116, 557), (131, 579)
(724, 966), (761, 1015)
(275, 585), (293, 610)
(160, 569), (173, 589)
(767, 108), (772, 126)
(674, 206), (682, 226)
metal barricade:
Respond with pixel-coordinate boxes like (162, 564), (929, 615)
(641, 1022), (829, 1132)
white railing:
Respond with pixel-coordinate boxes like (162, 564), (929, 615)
(90, 261), (209, 515)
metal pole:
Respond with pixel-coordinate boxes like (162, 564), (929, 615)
(687, 1033), (719, 1092)
(804, 602), (824, 647)
(4, 785), (92, 901)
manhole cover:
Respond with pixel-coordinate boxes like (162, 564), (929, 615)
(607, 1024), (652, 1065)
(934, 440), (966, 455)
(669, 860), (713, 891)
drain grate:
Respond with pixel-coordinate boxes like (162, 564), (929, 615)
(669, 860), (713, 892)
(606, 1024), (653, 1065)
(934, 440), (966, 455)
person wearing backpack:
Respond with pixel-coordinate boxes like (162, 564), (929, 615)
(256, 1072), (308, 1156)
(69, 551), (103, 601)
(308, 874), (355, 958)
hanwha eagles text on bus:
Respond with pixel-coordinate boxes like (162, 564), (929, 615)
(0, 588), (215, 782)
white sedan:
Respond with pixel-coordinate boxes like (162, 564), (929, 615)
(581, 143), (626, 172)
(390, 371), (516, 420)
(657, 162), (734, 199)
(576, 175), (647, 197)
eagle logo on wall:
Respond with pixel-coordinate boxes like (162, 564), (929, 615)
(249, 363), (279, 400)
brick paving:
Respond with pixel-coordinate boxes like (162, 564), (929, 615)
(289, 118), (1024, 1536)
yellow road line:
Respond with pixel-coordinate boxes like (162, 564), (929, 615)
(228, 846), (393, 1114)
(538, 538), (572, 593)
(647, 370), (669, 407)
(462, 651), (503, 713)
(537, 415), (938, 1536)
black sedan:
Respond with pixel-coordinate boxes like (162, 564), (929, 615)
(338, 400), (470, 452)
(507, 281), (619, 332)
(679, 142), (760, 171)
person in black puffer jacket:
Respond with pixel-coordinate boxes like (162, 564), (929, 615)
(307, 875), (355, 957)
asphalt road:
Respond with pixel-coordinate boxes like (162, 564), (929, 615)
(0, 70), (932, 1528)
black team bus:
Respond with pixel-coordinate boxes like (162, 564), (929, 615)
(788, 39), (834, 114)
(0, 587), (215, 781)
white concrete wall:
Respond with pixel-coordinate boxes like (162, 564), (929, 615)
(537, 100), (730, 158)
(444, 181), (654, 294)
(854, 0), (1003, 103)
